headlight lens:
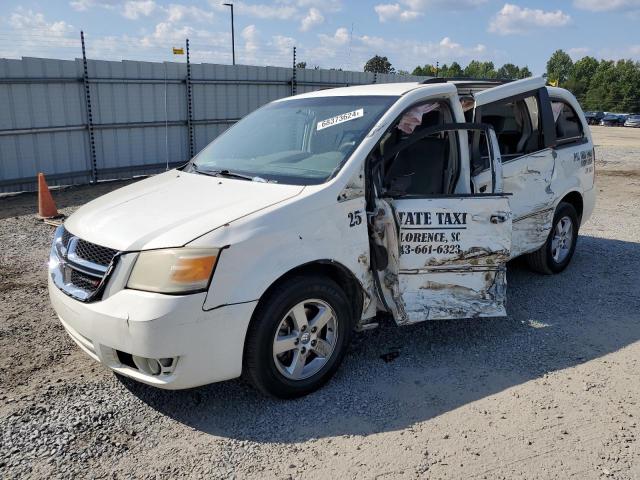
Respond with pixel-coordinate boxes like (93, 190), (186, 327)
(127, 248), (219, 294)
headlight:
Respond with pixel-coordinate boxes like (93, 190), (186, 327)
(127, 248), (219, 294)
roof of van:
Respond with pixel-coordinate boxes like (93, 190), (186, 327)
(285, 82), (425, 99)
(283, 76), (550, 100)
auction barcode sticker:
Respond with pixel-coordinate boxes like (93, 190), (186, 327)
(317, 108), (364, 131)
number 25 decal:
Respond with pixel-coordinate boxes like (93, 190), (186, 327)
(348, 210), (363, 227)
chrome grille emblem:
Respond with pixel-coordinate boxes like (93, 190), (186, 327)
(50, 225), (118, 302)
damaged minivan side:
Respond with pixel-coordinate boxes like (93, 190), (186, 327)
(49, 77), (595, 398)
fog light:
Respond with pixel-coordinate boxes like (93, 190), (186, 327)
(146, 358), (161, 375)
(131, 355), (177, 376)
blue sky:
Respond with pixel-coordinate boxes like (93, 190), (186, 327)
(1, 0), (639, 74)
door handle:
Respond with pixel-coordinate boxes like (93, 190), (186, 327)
(491, 214), (507, 224)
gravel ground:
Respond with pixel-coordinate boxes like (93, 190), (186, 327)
(1, 127), (639, 479)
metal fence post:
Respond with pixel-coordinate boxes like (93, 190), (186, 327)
(185, 38), (195, 159)
(373, 71), (377, 84)
(291, 46), (297, 96)
(80, 31), (98, 184)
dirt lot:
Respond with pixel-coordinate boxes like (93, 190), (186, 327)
(1, 126), (639, 479)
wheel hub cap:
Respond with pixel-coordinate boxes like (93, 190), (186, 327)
(551, 215), (573, 263)
(272, 299), (338, 381)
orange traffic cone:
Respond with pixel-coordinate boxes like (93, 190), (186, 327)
(37, 173), (60, 219)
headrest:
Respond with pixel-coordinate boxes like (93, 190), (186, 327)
(481, 115), (505, 133)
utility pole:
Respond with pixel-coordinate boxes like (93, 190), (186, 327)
(436, 61), (439, 77)
(223, 3), (235, 65)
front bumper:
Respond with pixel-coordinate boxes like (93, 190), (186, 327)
(49, 276), (257, 389)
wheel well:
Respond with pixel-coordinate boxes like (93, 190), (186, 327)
(560, 191), (583, 221)
(255, 261), (365, 325)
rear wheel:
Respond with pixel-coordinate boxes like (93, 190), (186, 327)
(243, 275), (353, 398)
(526, 202), (579, 274)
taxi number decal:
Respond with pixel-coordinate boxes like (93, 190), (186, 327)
(348, 210), (363, 227)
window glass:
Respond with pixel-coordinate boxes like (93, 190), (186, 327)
(478, 94), (543, 160)
(190, 96), (397, 185)
(552, 101), (584, 144)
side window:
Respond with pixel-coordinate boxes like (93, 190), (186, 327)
(551, 101), (584, 145)
(379, 101), (460, 197)
(476, 93), (544, 163)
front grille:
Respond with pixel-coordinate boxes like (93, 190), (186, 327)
(70, 269), (102, 291)
(51, 226), (120, 302)
(75, 239), (118, 267)
(61, 228), (73, 248)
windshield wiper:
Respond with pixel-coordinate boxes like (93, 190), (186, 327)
(192, 164), (254, 181)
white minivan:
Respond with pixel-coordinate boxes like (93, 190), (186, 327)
(49, 77), (596, 398)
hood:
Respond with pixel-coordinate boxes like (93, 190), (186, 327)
(64, 170), (304, 251)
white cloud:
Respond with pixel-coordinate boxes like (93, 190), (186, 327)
(374, 4), (422, 22)
(374, 0), (486, 22)
(594, 45), (640, 61)
(1, 8), (77, 60)
(122, 0), (157, 19)
(241, 24), (260, 58)
(272, 34), (295, 52)
(307, 27), (488, 71)
(300, 7), (324, 31)
(278, 0), (343, 13)
(317, 27), (350, 46)
(567, 47), (590, 59)
(211, 1), (297, 20)
(69, 0), (120, 11)
(573, 0), (640, 12)
(70, 0), (214, 22)
(402, 0), (487, 9)
(142, 21), (193, 45)
(488, 4), (571, 35)
(166, 4), (214, 23)
(9, 8), (74, 37)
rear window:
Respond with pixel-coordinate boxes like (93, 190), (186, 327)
(551, 101), (584, 146)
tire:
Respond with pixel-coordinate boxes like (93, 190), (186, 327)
(243, 275), (353, 399)
(526, 202), (579, 275)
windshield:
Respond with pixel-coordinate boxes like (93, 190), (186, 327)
(189, 96), (397, 185)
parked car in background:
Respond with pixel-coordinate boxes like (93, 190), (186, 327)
(624, 114), (640, 127)
(600, 114), (626, 126)
(584, 111), (605, 125)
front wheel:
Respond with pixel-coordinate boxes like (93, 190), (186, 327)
(243, 275), (353, 398)
(526, 202), (579, 274)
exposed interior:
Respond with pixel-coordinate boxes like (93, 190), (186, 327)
(476, 94), (543, 162)
(376, 100), (461, 197)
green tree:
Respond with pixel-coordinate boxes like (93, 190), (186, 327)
(585, 60), (616, 110)
(295, 61), (307, 69)
(411, 64), (437, 76)
(518, 66), (532, 78)
(497, 63), (521, 79)
(566, 56), (599, 104)
(364, 55), (395, 74)
(546, 49), (573, 85)
(436, 62), (464, 78)
(445, 62), (464, 78)
(464, 61), (497, 78)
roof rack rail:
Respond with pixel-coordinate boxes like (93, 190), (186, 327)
(420, 77), (515, 85)
(420, 77), (448, 84)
